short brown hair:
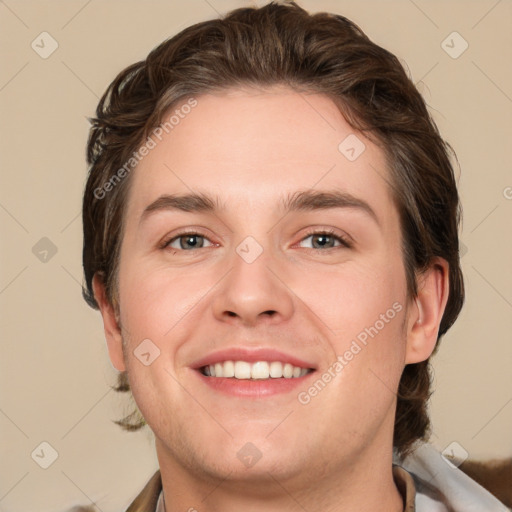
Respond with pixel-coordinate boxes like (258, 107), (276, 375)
(82, 0), (464, 456)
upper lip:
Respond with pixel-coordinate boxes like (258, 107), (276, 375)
(191, 347), (317, 370)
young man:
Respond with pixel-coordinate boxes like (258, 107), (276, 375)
(81, 2), (507, 511)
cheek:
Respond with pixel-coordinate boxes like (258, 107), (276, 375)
(292, 256), (406, 336)
(296, 255), (408, 389)
(118, 261), (210, 343)
(118, 266), (201, 428)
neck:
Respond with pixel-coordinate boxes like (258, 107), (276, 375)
(156, 440), (404, 512)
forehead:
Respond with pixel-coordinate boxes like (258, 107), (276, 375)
(125, 86), (395, 221)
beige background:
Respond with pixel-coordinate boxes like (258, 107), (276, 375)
(0, 1), (511, 511)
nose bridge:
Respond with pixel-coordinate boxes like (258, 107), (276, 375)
(211, 232), (294, 325)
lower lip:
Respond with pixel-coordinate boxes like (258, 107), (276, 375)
(194, 370), (315, 398)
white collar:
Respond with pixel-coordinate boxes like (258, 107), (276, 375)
(155, 488), (165, 512)
(396, 442), (508, 511)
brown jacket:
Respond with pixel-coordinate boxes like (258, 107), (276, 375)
(125, 470), (162, 512)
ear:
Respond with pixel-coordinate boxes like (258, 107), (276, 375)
(92, 273), (126, 372)
(405, 257), (450, 364)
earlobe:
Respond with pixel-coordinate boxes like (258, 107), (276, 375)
(92, 273), (126, 372)
(405, 258), (450, 364)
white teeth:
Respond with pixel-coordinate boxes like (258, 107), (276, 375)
(269, 361), (283, 378)
(283, 363), (293, 378)
(234, 361), (251, 379)
(202, 360), (311, 379)
(223, 360), (235, 377)
(251, 361), (269, 379)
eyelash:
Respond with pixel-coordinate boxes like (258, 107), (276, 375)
(300, 228), (352, 250)
(160, 228), (352, 252)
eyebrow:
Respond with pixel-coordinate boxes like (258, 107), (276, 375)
(140, 189), (379, 226)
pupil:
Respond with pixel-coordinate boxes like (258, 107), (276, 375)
(183, 235), (202, 249)
(314, 235), (331, 248)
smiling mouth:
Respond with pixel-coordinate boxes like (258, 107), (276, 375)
(199, 360), (314, 380)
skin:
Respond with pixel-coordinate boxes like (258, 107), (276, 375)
(94, 86), (449, 512)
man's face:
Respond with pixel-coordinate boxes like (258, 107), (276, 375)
(113, 87), (411, 482)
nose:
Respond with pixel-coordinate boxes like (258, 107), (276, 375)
(211, 241), (294, 327)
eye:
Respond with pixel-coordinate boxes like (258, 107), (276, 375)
(298, 229), (352, 250)
(162, 232), (214, 251)
(160, 229), (351, 253)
